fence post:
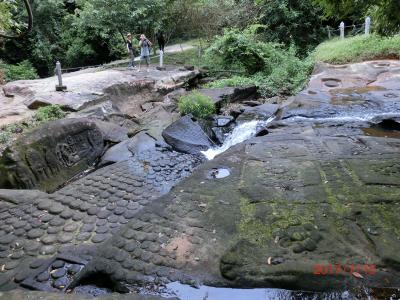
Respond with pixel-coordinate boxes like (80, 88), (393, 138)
(55, 61), (67, 91)
(365, 16), (371, 36)
(160, 50), (164, 68)
(327, 26), (331, 39)
(340, 22), (345, 39)
(157, 50), (166, 71)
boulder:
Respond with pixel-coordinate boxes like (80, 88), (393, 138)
(141, 102), (154, 112)
(92, 120), (129, 143)
(0, 68), (200, 130)
(212, 124), (235, 144)
(162, 115), (215, 154)
(215, 116), (234, 127)
(100, 132), (156, 166)
(68, 101), (117, 121)
(198, 86), (258, 109)
(236, 103), (280, 122)
(242, 100), (263, 107)
(0, 118), (106, 192)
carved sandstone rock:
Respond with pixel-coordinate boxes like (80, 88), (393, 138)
(0, 118), (105, 192)
(162, 115), (215, 154)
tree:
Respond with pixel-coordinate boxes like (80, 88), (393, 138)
(314, 0), (400, 35)
(0, 0), (32, 38)
(0, 2), (13, 34)
(76, 0), (166, 42)
(254, 0), (327, 53)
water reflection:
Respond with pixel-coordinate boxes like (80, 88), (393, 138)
(163, 282), (355, 300)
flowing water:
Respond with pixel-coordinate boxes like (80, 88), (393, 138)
(286, 112), (400, 123)
(201, 112), (400, 160)
(202, 117), (275, 160)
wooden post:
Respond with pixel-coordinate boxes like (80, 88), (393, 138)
(340, 22), (345, 39)
(365, 17), (371, 36)
(327, 26), (331, 39)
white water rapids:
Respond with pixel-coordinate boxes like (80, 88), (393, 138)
(201, 112), (400, 160)
(201, 117), (275, 160)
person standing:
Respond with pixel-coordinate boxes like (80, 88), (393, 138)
(138, 34), (152, 72)
(126, 33), (136, 69)
(156, 30), (165, 52)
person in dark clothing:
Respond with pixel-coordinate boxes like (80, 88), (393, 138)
(155, 31), (165, 52)
(126, 33), (136, 69)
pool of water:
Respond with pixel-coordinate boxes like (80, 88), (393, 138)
(137, 282), (400, 300)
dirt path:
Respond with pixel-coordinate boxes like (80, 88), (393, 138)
(106, 43), (195, 67)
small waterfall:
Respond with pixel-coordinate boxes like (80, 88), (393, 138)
(202, 117), (275, 160)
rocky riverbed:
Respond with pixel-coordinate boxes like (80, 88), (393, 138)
(0, 60), (399, 299)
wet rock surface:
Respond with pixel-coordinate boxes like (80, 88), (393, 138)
(282, 60), (400, 120)
(198, 86), (258, 109)
(162, 115), (215, 154)
(0, 142), (203, 292)
(0, 60), (399, 298)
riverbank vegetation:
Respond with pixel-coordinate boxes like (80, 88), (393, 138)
(0, 105), (66, 146)
(178, 91), (215, 118)
(0, 60), (38, 83)
(314, 35), (400, 64)
(0, 0), (399, 89)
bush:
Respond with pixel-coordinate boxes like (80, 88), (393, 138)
(206, 76), (256, 89)
(33, 105), (67, 123)
(0, 60), (39, 82)
(0, 105), (67, 146)
(205, 30), (314, 97)
(0, 131), (12, 144)
(178, 91), (216, 118)
(314, 35), (400, 64)
(205, 28), (268, 74)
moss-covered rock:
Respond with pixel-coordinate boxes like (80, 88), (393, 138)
(0, 118), (105, 192)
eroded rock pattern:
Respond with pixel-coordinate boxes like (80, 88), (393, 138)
(0, 60), (399, 297)
(0, 145), (203, 291)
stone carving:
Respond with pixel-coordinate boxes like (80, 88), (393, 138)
(0, 118), (105, 192)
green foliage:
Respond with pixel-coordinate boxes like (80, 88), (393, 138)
(178, 91), (216, 118)
(206, 76), (256, 88)
(0, 0), (336, 76)
(0, 1), (13, 33)
(0, 105), (66, 145)
(255, 0), (327, 53)
(206, 28), (266, 74)
(0, 60), (38, 82)
(314, 35), (400, 64)
(0, 0), (158, 76)
(163, 47), (215, 68)
(0, 131), (12, 144)
(205, 30), (314, 97)
(314, 0), (400, 36)
(33, 105), (67, 122)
